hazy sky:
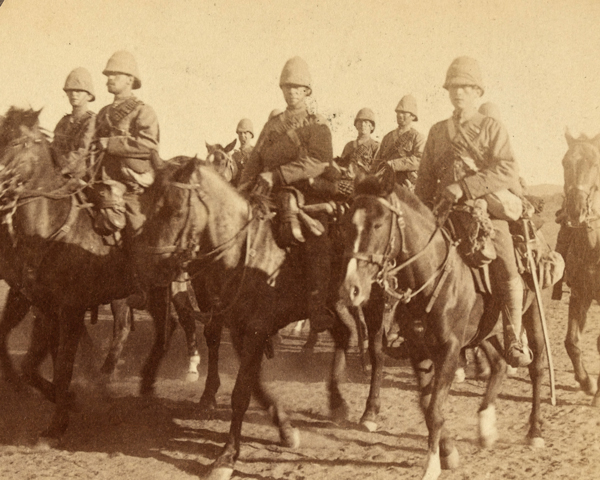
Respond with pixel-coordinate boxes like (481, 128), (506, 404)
(1, 0), (599, 186)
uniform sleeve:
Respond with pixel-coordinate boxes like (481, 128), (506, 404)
(372, 133), (391, 171)
(460, 120), (520, 199)
(414, 128), (437, 208)
(238, 125), (269, 188)
(278, 122), (333, 184)
(106, 104), (160, 159)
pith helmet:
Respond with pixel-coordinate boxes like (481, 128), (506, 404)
(279, 56), (312, 93)
(103, 50), (142, 89)
(354, 108), (376, 130)
(63, 67), (95, 101)
(236, 118), (254, 138)
(395, 95), (418, 121)
(478, 102), (501, 121)
(443, 56), (484, 94)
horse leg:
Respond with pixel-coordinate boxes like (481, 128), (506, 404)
(302, 327), (319, 351)
(40, 305), (85, 442)
(100, 298), (132, 375)
(199, 319), (223, 411)
(359, 295), (385, 432)
(593, 334), (600, 407)
(328, 318), (351, 423)
(476, 336), (506, 449)
(523, 301), (546, 446)
(77, 323), (98, 380)
(171, 280), (201, 383)
(564, 292), (596, 394)
(140, 286), (174, 396)
(0, 288), (32, 384)
(21, 308), (56, 402)
(253, 375), (300, 449)
(207, 326), (269, 480)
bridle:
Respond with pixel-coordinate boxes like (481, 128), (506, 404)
(347, 193), (457, 311)
(564, 143), (600, 228)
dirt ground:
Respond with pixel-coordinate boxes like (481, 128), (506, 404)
(0, 279), (600, 480)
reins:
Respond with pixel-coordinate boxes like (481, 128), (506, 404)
(348, 192), (457, 311)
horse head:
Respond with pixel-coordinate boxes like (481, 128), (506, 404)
(206, 139), (237, 183)
(562, 129), (600, 227)
(339, 172), (399, 307)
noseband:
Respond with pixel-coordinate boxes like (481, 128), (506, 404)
(347, 193), (456, 310)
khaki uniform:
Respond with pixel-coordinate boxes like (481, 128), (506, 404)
(94, 96), (159, 234)
(375, 127), (424, 188)
(52, 111), (96, 178)
(339, 138), (380, 172)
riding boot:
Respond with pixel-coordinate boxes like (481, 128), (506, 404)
(552, 222), (573, 300)
(498, 277), (533, 368)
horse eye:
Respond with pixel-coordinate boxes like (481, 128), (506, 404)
(373, 222), (383, 230)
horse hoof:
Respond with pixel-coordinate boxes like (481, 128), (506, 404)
(591, 395), (600, 408)
(528, 437), (545, 448)
(361, 420), (378, 432)
(330, 403), (350, 424)
(185, 371), (199, 383)
(581, 377), (598, 396)
(440, 446), (459, 470)
(35, 436), (60, 450)
(479, 405), (498, 449)
(454, 368), (466, 384)
(281, 427), (300, 449)
(206, 466), (234, 480)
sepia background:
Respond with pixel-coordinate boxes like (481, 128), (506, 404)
(0, 0), (599, 185)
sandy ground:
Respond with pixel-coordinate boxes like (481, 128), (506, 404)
(0, 279), (600, 480)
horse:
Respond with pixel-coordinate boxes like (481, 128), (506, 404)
(560, 131), (600, 405)
(338, 177), (549, 480)
(136, 157), (358, 480)
(206, 140), (237, 184)
(0, 107), (203, 441)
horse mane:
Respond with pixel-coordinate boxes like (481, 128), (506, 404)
(0, 107), (46, 150)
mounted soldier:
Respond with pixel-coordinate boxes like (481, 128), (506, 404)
(239, 56), (337, 332)
(51, 67), (96, 179)
(339, 108), (380, 174)
(415, 56), (533, 368)
(92, 50), (160, 238)
(231, 118), (254, 186)
(374, 95), (425, 190)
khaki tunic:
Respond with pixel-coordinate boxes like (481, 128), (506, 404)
(232, 144), (254, 186)
(339, 138), (380, 172)
(52, 111), (95, 177)
(95, 96), (160, 182)
(374, 127), (425, 186)
(240, 107), (333, 196)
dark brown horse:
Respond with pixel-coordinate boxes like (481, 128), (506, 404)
(136, 158), (356, 480)
(0, 107), (189, 441)
(561, 131), (600, 405)
(338, 177), (549, 480)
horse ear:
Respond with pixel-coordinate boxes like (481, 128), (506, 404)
(224, 138), (237, 153)
(176, 156), (198, 182)
(378, 164), (396, 196)
(565, 127), (575, 147)
(205, 142), (215, 155)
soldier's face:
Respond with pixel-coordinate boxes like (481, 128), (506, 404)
(281, 85), (310, 108)
(238, 131), (252, 145)
(448, 85), (481, 111)
(396, 111), (413, 128)
(66, 90), (91, 108)
(355, 120), (373, 136)
(106, 73), (133, 95)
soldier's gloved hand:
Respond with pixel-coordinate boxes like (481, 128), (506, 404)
(92, 137), (109, 152)
(258, 171), (276, 188)
(443, 182), (463, 203)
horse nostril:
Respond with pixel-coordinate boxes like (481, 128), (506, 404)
(351, 286), (359, 299)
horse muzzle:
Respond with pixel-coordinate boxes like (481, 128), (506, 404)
(339, 258), (373, 307)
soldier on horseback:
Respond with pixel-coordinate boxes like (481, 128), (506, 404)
(374, 95), (425, 190)
(239, 56), (336, 333)
(415, 56), (533, 368)
(339, 108), (380, 173)
(232, 118), (254, 186)
(51, 67), (96, 179)
(92, 50), (159, 237)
